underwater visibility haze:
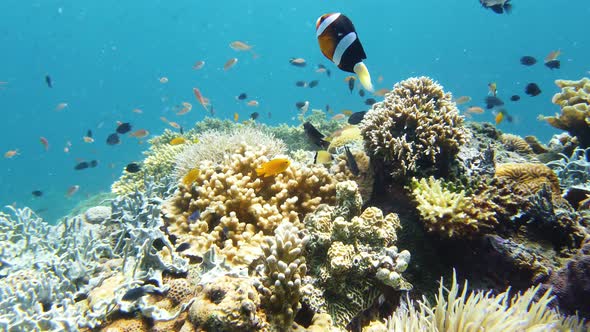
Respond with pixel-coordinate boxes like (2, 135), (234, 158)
(0, 0), (590, 331)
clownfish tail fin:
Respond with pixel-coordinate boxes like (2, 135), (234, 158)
(353, 62), (374, 92)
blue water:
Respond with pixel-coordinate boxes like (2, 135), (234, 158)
(1, 0), (588, 223)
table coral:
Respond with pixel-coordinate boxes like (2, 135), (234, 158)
(359, 76), (470, 179)
(540, 77), (590, 148)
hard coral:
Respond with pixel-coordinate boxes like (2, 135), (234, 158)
(303, 181), (411, 328)
(495, 163), (561, 197)
(410, 177), (498, 238)
(540, 77), (590, 148)
(163, 140), (336, 267)
(359, 76), (470, 179)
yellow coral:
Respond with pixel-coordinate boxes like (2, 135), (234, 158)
(540, 77), (590, 148)
(162, 143), (336, 267)
(327, 126), (362, 153)
(410, 177), (497, 238)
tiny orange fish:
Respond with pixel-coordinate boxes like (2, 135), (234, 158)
(66, 185), (80, 197)
(4, 149), (18, 158)
(373, 88), (389, 97)
(55, 102), (68, 111)
(255, 158), (291, 177)
(170, 137), (186, 145)
(495, 112), (504, 125)
(193, 60), (205, 70)
(40, 137), (49, 151)
(193, 88), (208, 111)
(159, 77), (169, 84)
(234, 112), (239, 122)
(545, 50), (561, 63)
(454, 96), (472, 105)
(160, 116), (169, 124)
(182, 168), (201, 186)
(247, 100), (259, 107)
(168, 121), (181, 129)
(177, 102), (192, 115)
(130, 129), (149, 138)
(132, 108), (143, 114)
(331, 113), (346, 121)
(466, 106), (485, 114)
(224, 58), (238, 71)
(83, 136), (94, 143)
(377, 75), (384, 83)
(230, 41), (253, 51)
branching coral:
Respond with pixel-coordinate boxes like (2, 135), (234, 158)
(254, 220), (308, 329)
(384, 271), (587, 332)
(540, 77), (590, 148)
(359, 76), (470, 179)
(410, 177), (498, 238)
(174, 127), (286, 178)
(163, 138), (336, 268)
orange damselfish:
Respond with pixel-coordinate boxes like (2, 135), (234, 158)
(255, 158), (291, 177)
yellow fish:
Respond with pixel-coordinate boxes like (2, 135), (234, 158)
(182, 168), (200, 186)
(170, 137), (187, 145)
(255, 158), (291, 177)
(314, 150), (332, 164)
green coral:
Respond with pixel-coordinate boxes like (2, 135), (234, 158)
(410, 177), (498, 238)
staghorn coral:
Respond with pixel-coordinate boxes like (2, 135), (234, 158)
(384, 270), (587, 332)
(112, 143), (186, 195)
(303, 181), (411, 328)
(254, 220), (308, 329)
(359, 76), (470, 179)
(174, 126), (286, 178)
(163, 138), (337, 268)
(410, 177), (498, 238)
(539, 77), (590, 148)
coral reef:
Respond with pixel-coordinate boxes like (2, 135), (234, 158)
(409, 177), (499, 238)
(163, 131), (336, 267)
(303, 181), (411, 328)
(540, 77), (590, 148)
(500, 133), (534, 155)
(383, 271), (587, 332)
(359, 76), (470, 179)
(546, 147), (590, 190)
(111, 142), (186, 195)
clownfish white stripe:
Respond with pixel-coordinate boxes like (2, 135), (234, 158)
(332, 32), (357, 66)
(316, 13), (341, 37)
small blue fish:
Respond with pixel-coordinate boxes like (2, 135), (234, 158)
(188, 210), (200, 222)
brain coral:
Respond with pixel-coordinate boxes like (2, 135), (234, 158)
(540, 77), (590, 148)
(162, 139), (336, 267)
(359, 76), (470, 179)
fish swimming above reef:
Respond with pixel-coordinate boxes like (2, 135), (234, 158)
(316, 13), (374, 91)
(45, 75), (52, 88)
(545, 60), (560, 70)
(520, 56), (537, 66)
(303, 122), (330, 149)
(484, 96), (504, 109)
(480, 0), (512, 14)
(116, 122), (132, 134)
(525, 83), (541, 96)
(125, 162), (141, 173)
(344, 146), (360, 176)
(106, 133), (120, 145)
(255, 158), (291, 177)
(348, 111), (367, 125)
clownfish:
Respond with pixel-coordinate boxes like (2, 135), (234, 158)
(316, 13), (374, 92)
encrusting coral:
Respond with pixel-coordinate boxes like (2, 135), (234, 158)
(359, 76), (470, 179)
(382, 270), (587, 332)
(539, 77), (590, 149)
(303, 181), (411, 328)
